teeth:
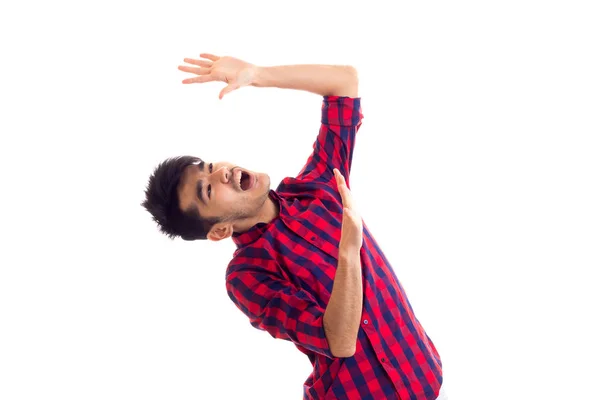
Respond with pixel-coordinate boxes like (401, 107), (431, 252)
(237, 171), (242, 189)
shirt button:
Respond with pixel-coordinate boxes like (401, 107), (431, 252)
(363, 319), (368, 324)
(381, 357), (386, 363)
(311, 236), (316, 241)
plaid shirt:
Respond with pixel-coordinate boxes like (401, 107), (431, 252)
(226, 96), (443, 399)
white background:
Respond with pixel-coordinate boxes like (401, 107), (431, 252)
(1, 1), (599, 399)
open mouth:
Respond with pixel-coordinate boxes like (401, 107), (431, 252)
(239, 171), (252, 191)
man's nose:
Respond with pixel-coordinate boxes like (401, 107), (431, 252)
(213, 166), (230, 184)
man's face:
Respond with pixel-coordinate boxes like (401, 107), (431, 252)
(178, 160), (271, 227)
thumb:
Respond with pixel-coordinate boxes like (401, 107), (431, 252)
(219, 84), (239, 100)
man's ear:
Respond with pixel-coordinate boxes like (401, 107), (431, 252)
(207, 223), (234, 242)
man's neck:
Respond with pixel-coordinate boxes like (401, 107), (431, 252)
(233, 195), (279, 234)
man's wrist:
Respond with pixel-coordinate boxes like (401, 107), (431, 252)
(250, 66), (267, 88)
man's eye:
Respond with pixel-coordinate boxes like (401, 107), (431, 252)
(207, 163), (213, 199)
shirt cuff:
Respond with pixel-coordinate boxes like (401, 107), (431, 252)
(321, 96), (363, 127)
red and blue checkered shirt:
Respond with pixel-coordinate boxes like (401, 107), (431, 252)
(226, 96), (443, 399)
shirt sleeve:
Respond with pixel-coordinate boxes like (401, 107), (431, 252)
(225, 263), (336, 359)
(296, 96), (363, 185)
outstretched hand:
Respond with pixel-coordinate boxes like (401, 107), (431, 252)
(178, 53), (258, 100)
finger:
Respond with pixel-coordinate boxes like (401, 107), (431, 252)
(178, 65), (211, 75)
(340, 185), (354, 210)
(334, 170), (354, 209)
(334, 168), (344, 182)
(182, 75), (214, 84)
(184, 58), (212, 67)
(334, 169), (346, 189)
(334, 169), (347, 187)
(219, 84), (239, 100)
(200, 53), (220, 61)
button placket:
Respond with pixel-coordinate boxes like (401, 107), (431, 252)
(362, 317), (387, 365)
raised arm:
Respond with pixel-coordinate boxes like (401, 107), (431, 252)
(178, 53), (358, 99)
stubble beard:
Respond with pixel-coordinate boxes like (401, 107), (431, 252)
(223, 181), (270, 223)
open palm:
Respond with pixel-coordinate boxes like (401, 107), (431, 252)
(178, 53), (257, 99)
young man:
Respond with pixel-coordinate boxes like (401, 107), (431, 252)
(141, 53), (446, 399)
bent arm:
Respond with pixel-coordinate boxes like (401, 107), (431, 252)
(252, 64), (359, 97)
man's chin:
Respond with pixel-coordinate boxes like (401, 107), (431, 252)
(255, 172), (270, 188)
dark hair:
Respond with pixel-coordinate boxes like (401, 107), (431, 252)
(140, 155), (220, 241)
